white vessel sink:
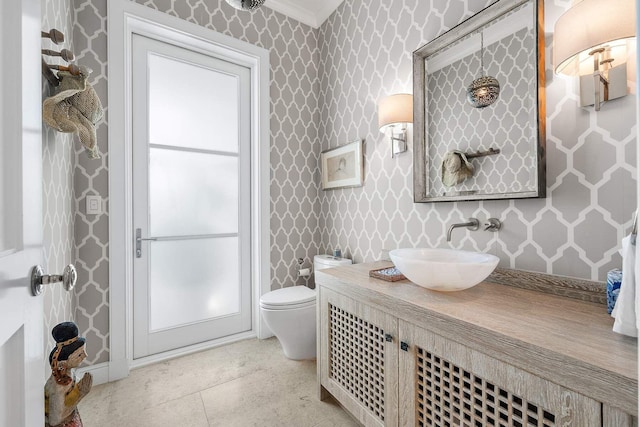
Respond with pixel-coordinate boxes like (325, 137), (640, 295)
(389, 248), (499, 291)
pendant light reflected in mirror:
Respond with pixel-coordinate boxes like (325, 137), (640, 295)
(467, 32), (500, 108)
(225, 0), (265, 11)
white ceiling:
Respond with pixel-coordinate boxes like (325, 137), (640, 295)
(265, 0), (345, 28)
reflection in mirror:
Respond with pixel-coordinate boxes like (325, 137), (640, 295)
(413, 0), (545, 202)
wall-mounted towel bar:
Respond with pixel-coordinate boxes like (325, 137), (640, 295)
(465, 147), (501, 159)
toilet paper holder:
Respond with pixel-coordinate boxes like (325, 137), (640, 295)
(298, 268), (311, 277)
(297, 257), (312, 277)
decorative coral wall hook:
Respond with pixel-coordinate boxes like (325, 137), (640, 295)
(41, 28), (79, 87)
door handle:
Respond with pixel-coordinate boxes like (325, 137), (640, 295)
(31, 264), (77, 296)
(135, 228), (157, 258)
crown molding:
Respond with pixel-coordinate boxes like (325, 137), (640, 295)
(264, 0), (344, 28)
(312, 0), (344, 26)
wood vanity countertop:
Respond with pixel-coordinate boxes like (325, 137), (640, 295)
(316, 261), (638, 415)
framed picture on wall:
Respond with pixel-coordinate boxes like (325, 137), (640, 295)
(321, 140), (364, 190)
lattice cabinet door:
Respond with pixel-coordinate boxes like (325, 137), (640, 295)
(319, 287), (399, 427)
(398, 321), (601, 427)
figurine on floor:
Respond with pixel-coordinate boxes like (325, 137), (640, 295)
(45, 322), (93, 427)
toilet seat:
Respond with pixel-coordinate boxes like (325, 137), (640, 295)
(260, 300), (315, 311)
(260, 286), (316, 311)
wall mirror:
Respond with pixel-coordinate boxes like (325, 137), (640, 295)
(413, 0), (545, 202)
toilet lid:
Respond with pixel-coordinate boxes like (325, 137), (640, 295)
(260, 286), (316, 307)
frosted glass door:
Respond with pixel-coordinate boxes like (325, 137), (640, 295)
(132, 35), (251, 358)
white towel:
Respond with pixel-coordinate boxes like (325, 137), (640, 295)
(612, 235), (638, 337)
(636, 234), (640, 331)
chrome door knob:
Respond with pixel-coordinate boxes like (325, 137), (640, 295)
(30, 264), (77, 296)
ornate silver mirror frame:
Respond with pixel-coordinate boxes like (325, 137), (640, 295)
(413, 0), (545, 202)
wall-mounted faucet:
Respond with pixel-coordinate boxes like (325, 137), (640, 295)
(446, 218), (479, 242)
(484, 218), (502, 232)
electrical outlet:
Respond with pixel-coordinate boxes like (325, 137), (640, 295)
(86, 195), (102, 215)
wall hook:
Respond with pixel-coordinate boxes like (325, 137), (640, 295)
(41, 28), (64, 44)
(41, 29), (78, 87)
(47, 63), (81, 75)
(41, 57), (60, 87)
(42, 48), (74, 62)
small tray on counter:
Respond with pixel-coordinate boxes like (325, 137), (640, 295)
(369, 266), (406, 282)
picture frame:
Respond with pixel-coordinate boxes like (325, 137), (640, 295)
(321, 140), (364, 190)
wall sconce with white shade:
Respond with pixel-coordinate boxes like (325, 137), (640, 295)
(378, 94), (413, 158)
(553, 0), (636, 111)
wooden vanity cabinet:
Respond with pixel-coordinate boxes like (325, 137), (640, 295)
(319, 287), (399, 427)
(603, 406), (639, 427)
(319, 287), (601, 426)
(398, 321), (600, 426)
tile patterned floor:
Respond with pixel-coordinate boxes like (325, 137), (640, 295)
(78, 338), (360, 426)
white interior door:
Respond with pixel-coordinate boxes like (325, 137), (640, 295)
(0, 0), (45, 425)
(132, 34), (252, 358)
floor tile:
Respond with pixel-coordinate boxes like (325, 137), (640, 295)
(106, 338), (279, 419)
(200, 358), (350, 426)
(77, 381), (113, 426)
(78, 338), (360, 426)
(312, 410), (361, 427)
(103, 392), (208, 426)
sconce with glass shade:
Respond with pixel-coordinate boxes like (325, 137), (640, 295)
(553, 0), (636, 111)
(378, 94), (413, 158)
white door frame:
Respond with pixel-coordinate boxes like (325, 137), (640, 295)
(108, 1), (270, 379)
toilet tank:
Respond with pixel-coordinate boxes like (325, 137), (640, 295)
(314, 254), (352, 272)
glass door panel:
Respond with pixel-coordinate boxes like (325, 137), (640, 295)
(149, 148), (239, 236)
(149, 237), (240, 331)
(132, 34), (251, 358)
(148, 53), (239, 153)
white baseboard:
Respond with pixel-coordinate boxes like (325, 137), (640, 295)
(130, 331), (257, 370)
(107, 357), (129, 382)
(76, 362), (110, 386)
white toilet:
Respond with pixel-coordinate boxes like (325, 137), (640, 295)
(260, 254), (352, 360)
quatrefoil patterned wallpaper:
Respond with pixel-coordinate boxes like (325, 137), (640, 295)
(317, 0), (636, 280)
(42, 0), (76, 369)
(43, 0), (636, 366)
